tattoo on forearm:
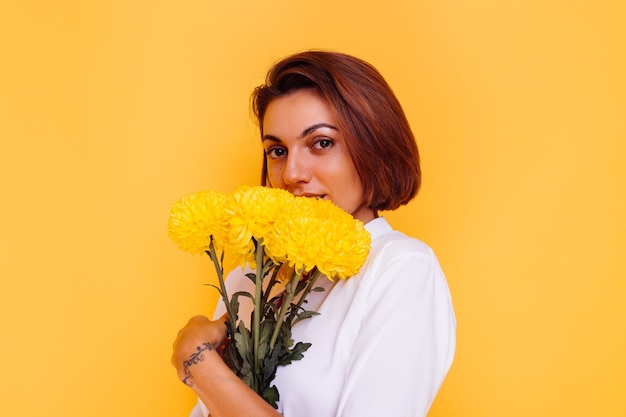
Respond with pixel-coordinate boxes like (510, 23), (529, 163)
(182, 375), (194, 387)
(181, 342), (214, 387)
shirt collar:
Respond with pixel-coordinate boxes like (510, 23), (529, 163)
(363, 216), (392, 240)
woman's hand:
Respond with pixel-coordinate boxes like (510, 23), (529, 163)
(171, 314), (229, 386)
(171, 313), (282, 417)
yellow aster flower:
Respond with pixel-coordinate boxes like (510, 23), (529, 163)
(223, 186), (294, 269)
(227, 186), (293, 237)
(168, 190), (228, 254)
(267, 196), (371, 279)
(169, 186), (371, 278)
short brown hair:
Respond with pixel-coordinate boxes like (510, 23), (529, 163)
(251, 50), (421, 212)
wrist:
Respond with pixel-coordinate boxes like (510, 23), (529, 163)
(180, 341), (216, 387)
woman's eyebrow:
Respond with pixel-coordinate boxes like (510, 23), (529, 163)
(299, 123), (338, 139)
(262, 123), (339, 143)
(262, 134), (281, 143)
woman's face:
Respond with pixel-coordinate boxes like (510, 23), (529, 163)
(262, 89), (375, 224)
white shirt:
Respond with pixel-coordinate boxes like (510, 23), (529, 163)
(190, 217), (456, 417)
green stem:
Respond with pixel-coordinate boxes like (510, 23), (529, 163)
(252, 238), (265, 393)
(208, 239), (237, 337)
(269, 267), (303, 350)
(289, 269), (321, 325)
(261, 264), (281, 309)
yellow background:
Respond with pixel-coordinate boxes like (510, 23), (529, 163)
(1, 1), (624, 416)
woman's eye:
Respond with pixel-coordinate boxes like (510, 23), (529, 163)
(266, 147), (286, 159)
(314, 138), (333, 150)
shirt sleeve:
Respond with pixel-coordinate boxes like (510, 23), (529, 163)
(336, 247), (456, 417)
(188, 398), (209, 417)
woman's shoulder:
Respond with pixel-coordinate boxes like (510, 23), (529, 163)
(359, 217), (448, 292)
(357, 218), (452, 310)
(367, 217), (438, 263)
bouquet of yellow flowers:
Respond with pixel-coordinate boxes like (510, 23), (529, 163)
(168, 185), (371, 408)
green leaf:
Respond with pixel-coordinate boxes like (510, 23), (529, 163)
(264, 299), (280, 317)
(222, 342), (242, 374)
(228, 296), (240, 322)
(232, 290), (254, 304)
(294, 279), (308, 295)
(204, 283), (223, 295)
(279, 342), (312, 366)
(240, 361), (253, 387)
(262, 340), (284, 381)
(245, 272), (257, 284)
(234, 322), (252, 364)
(262, 385), (280, 409)
(292, 310), (320, 325)
(257, 320), (274, 359)
(262, 257), (275, 270)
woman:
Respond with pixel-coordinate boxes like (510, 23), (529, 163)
(172, 50), (456, 417)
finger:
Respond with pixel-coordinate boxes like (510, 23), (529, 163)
(188, 315), (209, 323)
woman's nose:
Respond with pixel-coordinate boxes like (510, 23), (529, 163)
(283, 151), (311, 185)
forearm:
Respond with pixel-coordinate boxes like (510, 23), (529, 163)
(185, 347), (281, 417)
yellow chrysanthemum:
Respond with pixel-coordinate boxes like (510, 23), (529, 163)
(227, 186), (293, 238)
(223, 186), (294, 268)
(266, 196), (371, 279)
(169, 186), (371, 279)
(168, 190), (228, 254)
